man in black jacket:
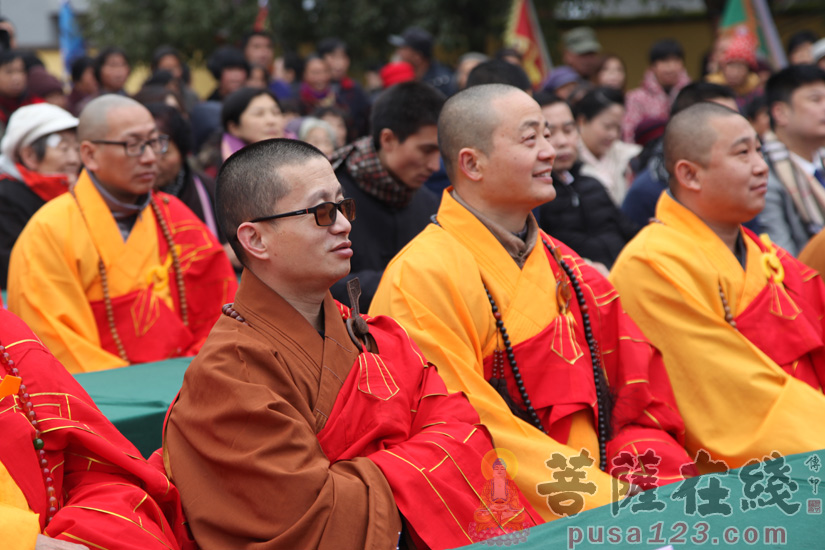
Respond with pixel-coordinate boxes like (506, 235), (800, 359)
(330, 81), (445, 308)
(534, 92), (639, 271)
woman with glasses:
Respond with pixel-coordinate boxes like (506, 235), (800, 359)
(0, 104), (80, 290)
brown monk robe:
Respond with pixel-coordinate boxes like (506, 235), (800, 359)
(163, 138), (540, 549)
(163, 271), (401, 549)
(163, 269), (538, 549)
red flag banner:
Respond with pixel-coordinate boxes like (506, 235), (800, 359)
(504, 0), (553, 87)
(254, 0), (269, 32)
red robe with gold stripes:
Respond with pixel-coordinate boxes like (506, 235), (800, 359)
(0, 309), (195, 550)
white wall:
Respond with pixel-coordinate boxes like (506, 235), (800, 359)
(2, 0), (90, 49)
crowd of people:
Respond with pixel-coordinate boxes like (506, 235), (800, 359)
(2, 13), (825, 549)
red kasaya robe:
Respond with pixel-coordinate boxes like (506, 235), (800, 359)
(0, 308), (195, 550)
(318, 303), (541, 549)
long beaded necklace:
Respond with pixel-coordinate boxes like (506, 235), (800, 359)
(718, 283), (737, 329)
(76, 193), (189, 363)
(484, 240), (610, 472)
(0, 341), (59, 525)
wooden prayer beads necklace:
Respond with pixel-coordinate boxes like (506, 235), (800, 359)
(221, 303), (247, 324)
(99, 196), (189, 363)
(718, 283), (737, 329)
(483, 240), (610, 472)
(150, 196), (189, 327)
(0, 341), (59, 524)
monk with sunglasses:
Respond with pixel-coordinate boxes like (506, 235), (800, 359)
(162, 138), (541, 550)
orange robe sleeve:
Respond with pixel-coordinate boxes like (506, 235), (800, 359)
(799, 228), (825, 283)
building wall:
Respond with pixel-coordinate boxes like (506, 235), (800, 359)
(577, 12), (825, 89)
(5, 0), (91, 49)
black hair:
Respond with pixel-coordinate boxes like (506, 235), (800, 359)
(671, 81), (736, 117)
(303, 53), (324, 69)
(207, 46), (250, 81)
(240, 30), (274, 52)
(313, 105), (347, 120)
(649, 39), (684, 64)
(93, 47), (130, 85)
(494, 47), (523, 62)
(27, 133), (50, 162)
(221, 86), (281, 131)
(370, 81), (445, 150)
(0, 49), (22, 68)
(318, 38), (347, 58)
(566, 80), (595, 109)
(766, 64), (825, 106)
(143, 70), (176, 88)
(146, 102), (192, 158)
(766, 65), (825, 129)
(533, 90), (565, 108)
(21, 51), (44, 72)
(279, 97), (302, 116)
(465, 59), (531, 92)
(151, 46), (181, 72)
(572, 86), (625, 121)
(217, 138), (325, 265)
(744, 94), (768, 122)
(787, 30), (819, 56)
(282, 51), (305, 81)
(70, 55), (95, 83)
(133, 83), (184, 114)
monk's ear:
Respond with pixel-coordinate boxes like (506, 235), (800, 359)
(79, 141), (99, 171)
(237, 222), (269, 261)
(457, 147), (483, 182)
(673, 159), (701, 192)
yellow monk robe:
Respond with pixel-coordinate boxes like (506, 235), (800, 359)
(610, 192), (825, 473)
(7, 171), (237, 373)
(371, 190), (693, 521)
(0, 459), (39, 550)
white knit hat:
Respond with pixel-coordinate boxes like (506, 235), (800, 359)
(1, 103), (78, 160)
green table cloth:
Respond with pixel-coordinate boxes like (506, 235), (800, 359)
(75, 356), (192, 458)
(455, 449), (825, 549)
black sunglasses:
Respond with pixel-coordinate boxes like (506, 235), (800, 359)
(250, 198), (356, 227)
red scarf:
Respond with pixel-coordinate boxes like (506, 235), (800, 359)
(16, 163), (72, 202)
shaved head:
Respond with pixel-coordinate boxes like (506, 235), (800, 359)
(217, 138), (327, 265)
(438, 84), (523, 181)
(663, 102), (740, 194)
(77, 94), (146, 141)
